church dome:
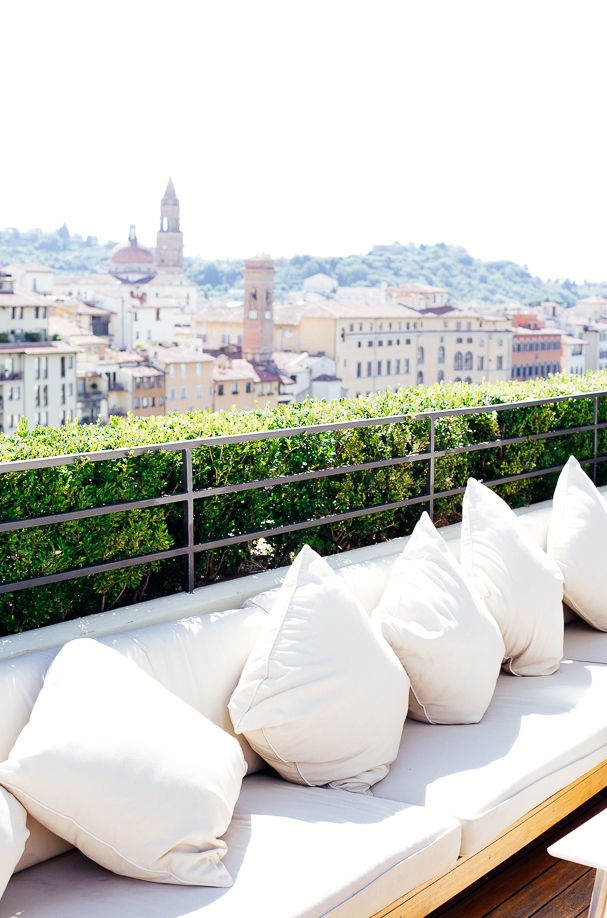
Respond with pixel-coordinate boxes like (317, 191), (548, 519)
(109, 225), (156, 278)
(110, 241), (155, 264)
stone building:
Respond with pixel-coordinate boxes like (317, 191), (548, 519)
(296, 302), (511, 396)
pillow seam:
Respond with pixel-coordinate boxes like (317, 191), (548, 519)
(0, 781), (224, 886)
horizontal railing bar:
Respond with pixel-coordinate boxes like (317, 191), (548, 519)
(1, 389), (605, 474)
(433, 421), (607, 460)
(415, 390), (607, 420)
(192, 452), (432, 498)
(191, 495), (434, 553)
(0, 492), (185, 533)
(0, 546), (189, 594)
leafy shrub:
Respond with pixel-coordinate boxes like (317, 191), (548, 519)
(1, 373), (607, 636)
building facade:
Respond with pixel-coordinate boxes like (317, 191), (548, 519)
(296, 303), (511, 397)
(510, 328), (562, 379)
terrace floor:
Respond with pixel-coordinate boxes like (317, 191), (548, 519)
(427, 787), (607, 918)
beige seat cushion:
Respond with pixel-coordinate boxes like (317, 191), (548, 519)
(1, 774), (461, 918)
(564, 619), (607, 664)
(373, 659), (607, 856)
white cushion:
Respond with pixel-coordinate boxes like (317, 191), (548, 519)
(1, 774), (461, 918)
(0, 787), (29, 900)
(0, 638), (246, 887)
(229, 545), (409, 794)
(460, 477), (564, 675)
(547, 456), (607, 630)
(373, 512), (504, 724)
(373, 659), (607, 855)
(564, 619), (607, 664)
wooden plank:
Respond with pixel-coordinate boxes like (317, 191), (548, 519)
(370, 758), (607, 918)
(432, 790), (607, 918)
(480, 862), (589, 918)
(531, 870), (595, 918)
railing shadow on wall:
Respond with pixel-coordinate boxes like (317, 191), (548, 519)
(0, 390), (606, 626)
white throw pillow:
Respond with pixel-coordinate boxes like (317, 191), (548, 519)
(0, 638), (245, 887)
(228, 544), (409, 794)
(0, 787), (29, 899)
(373, 512), (504, 724)
(548, 456), (607, 630)
(460, 478), (564, 676)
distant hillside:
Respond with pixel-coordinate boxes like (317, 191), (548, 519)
(2, 226), (606, 307)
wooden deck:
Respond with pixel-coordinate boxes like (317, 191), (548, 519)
(427, 788), (607, 918)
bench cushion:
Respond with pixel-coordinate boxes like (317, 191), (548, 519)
(0, 774), (461, 918)
(372, 659), (607, 856)
(564, 619), (607, 664)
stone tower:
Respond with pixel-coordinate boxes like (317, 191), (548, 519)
(242, 255), (275, 364)
(156, 177), (183, 274)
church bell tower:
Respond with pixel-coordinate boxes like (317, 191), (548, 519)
(242, 255), (276, 364)
(156, 177), (183, 274)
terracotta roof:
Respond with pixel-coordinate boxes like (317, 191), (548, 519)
(0, 286), (50, 307)
(152, 347), (214, 364)
(312, 374), (340, 382)
(512, 327), (562, 336)
(300, 301), (419, 320)
(120, 364), (164, 378)
(0, 342), (79, 354)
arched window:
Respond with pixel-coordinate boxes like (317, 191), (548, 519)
(437, 369), (444, 382)
(437, 346), (445, 364)
(454, 351), (463, 371)
(417, 346), (424, 364)
(416, 371), (424, 385)
(512, 367), (517, 378)
(454, 377), (462, 383)
(464, 351), (473, 370)
(465, 377), (472, 384)
(516, 365), (521, 377)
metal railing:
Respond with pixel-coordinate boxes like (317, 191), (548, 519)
(0, 389), (605, 598)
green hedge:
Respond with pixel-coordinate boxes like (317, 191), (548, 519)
(1, 373), (607, 636)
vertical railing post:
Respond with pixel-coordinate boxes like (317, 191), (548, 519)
(593, 394), (599, 484)
(182, 447), (195, 593)
(428, 414), (435, 522)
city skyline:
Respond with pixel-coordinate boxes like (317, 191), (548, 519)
(3, 1), (607, 284)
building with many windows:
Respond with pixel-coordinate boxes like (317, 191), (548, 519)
(295, 302), (511, 397)
(510, 327), (562, 380)
(150, 347), (215, 414)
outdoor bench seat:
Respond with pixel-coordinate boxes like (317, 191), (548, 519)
(372, 659), (607, 855)
(0, 775), (461, 918)
(2, 486), (607, 918)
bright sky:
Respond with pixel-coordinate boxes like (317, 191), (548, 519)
(3, 1), (606, 282)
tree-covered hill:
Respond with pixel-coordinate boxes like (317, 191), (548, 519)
(2, 226), (606, 307)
